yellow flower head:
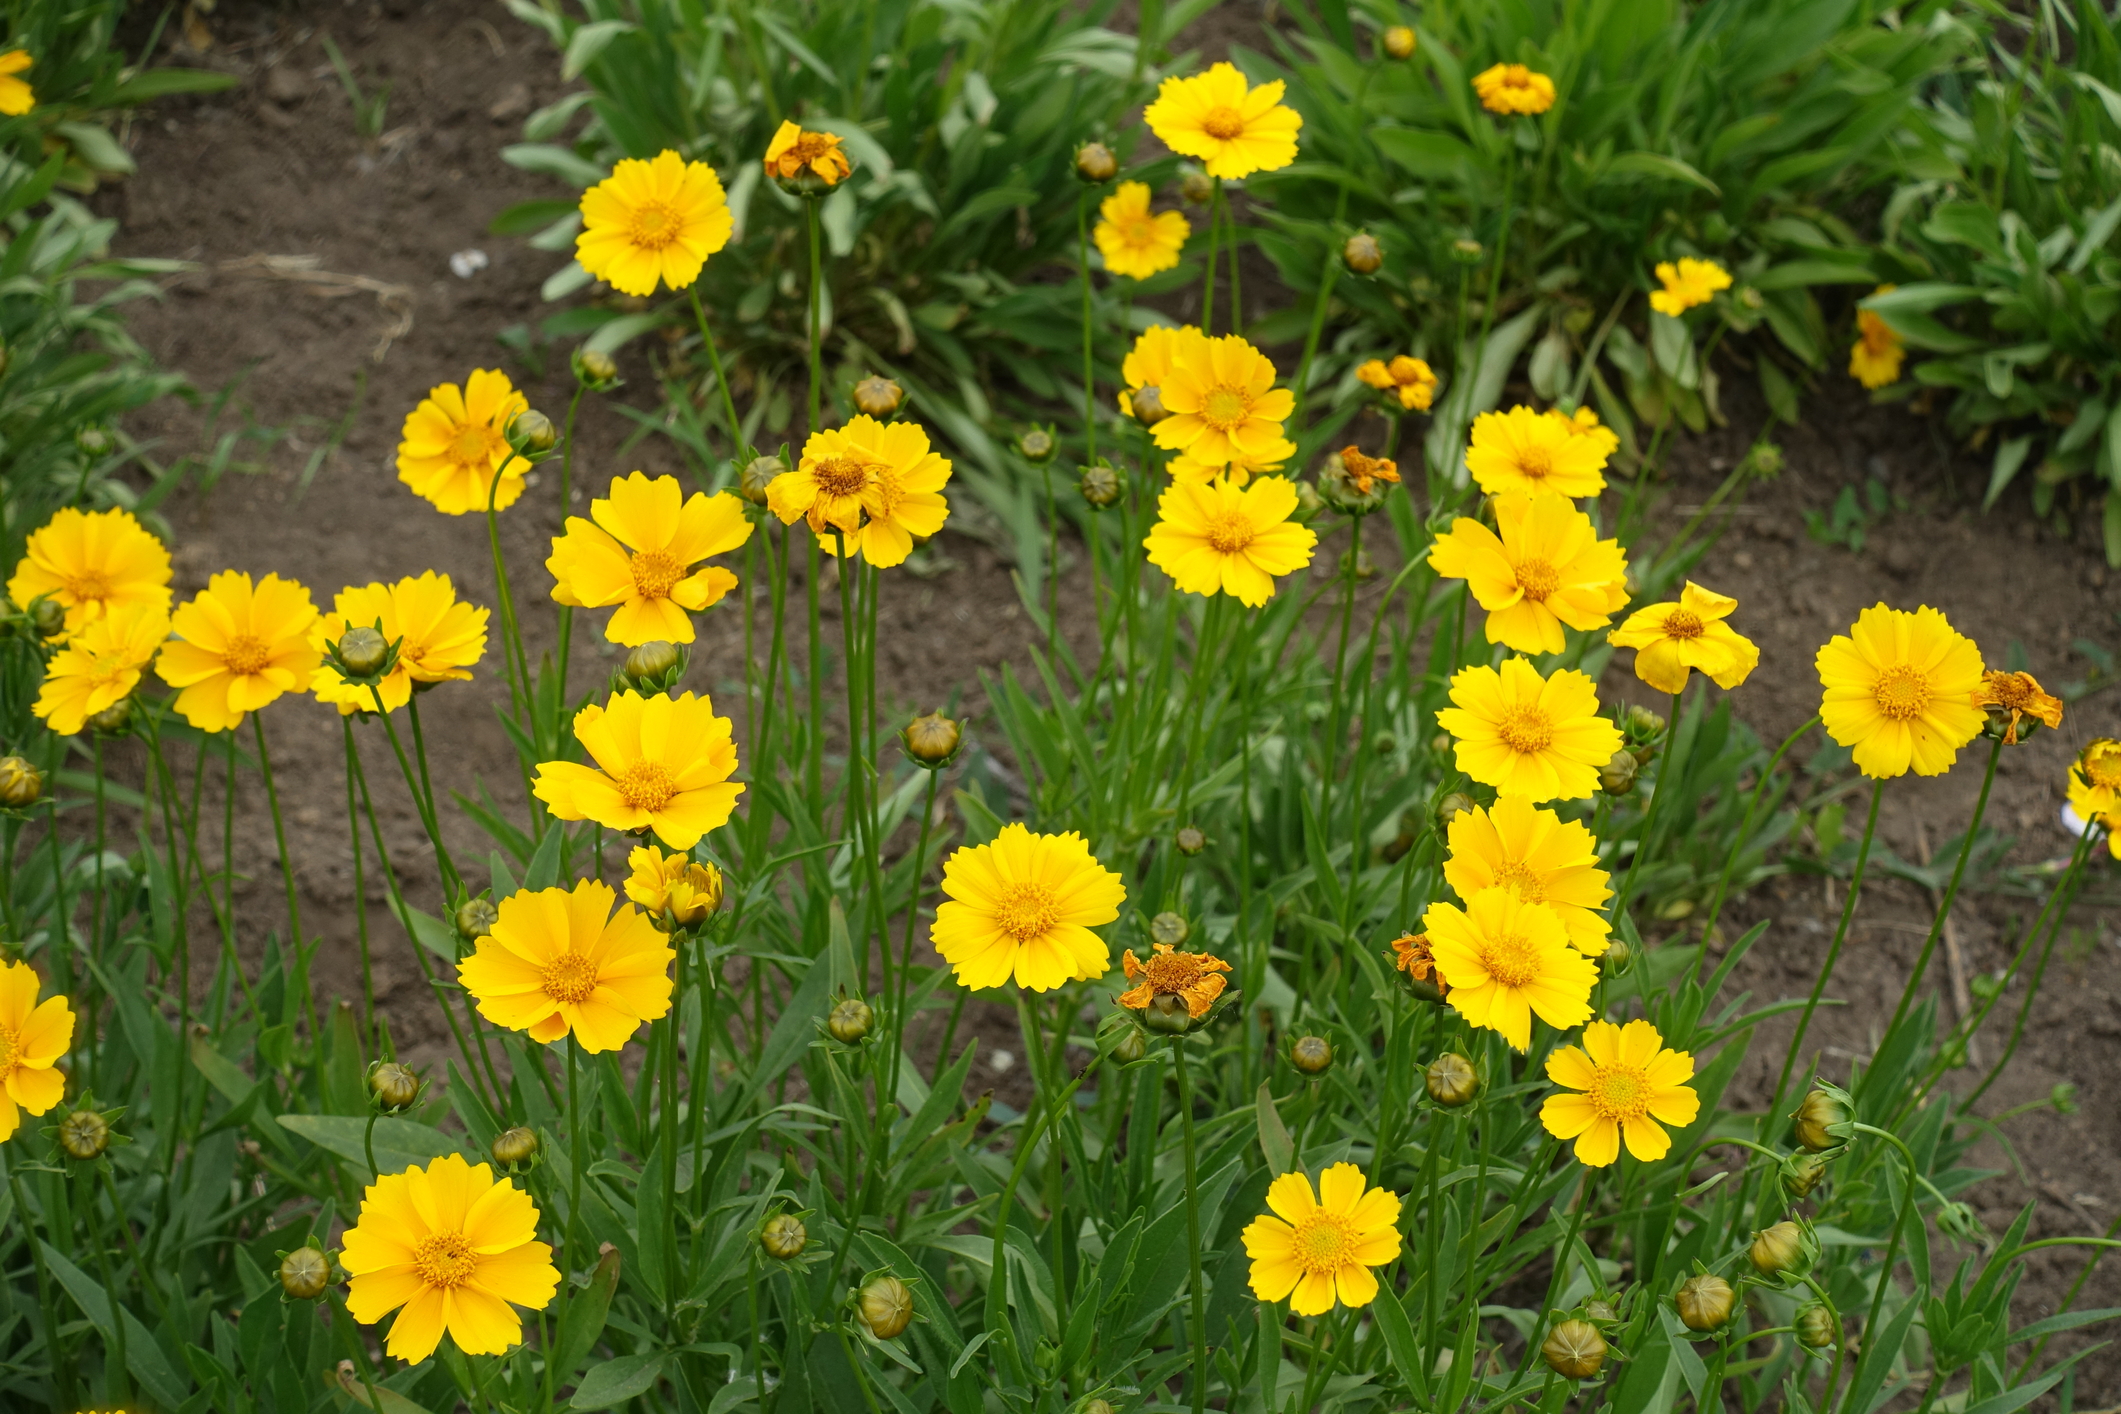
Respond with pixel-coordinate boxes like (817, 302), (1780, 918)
(457, 878), (675, 1051)
(1153, 334), (1296, 465)
(0, 51), (32, 117)
(764, 120), (852, 185)
(1541, 1018), (1699, 1166)
(1095, 181), (1191, 281)
(930, 823), (1126, 992)
(1816, 603), (1985, 779)
(1116, 943), (1232, 1018)
(1608, 581), (1759, 695)
(1549, 405), (1620, 460)
(340, 1152), (559, 1364)
(397, 370), (531, 516)
(624, 844), (723, 928)
(1121, 323), (1207, 404)
(1143, 62), (1302, 180)
(156, 571), (322, 733)
(532, 690), (744, 851)
(576, 149), (734, 298)
(8, 506), (172, 637)
(33, 601), (168, 736)
(1144, 475), (1317, 607)
(2068, 739), (2121, 819)
(1648, 258), (1732, 317)
(546, 473), (751, 646)
(838, 419), (952, 567)
(1472, 63), (1556, 116)
(1242, 1163), (1401, 1316)
(1356, 355), (1438, 412)
(312, 572), (488, 715)
(1436, 657), (1624, 802)
(0, 959), (73, 1142)
(1850, 286), (1905, 389)
(1166, 435), (1296, 487)
(1422, 886), (1596, 1050)
(1465, 406), (1609, 499)
(1427, 493), (1629, 656)
(1444, 795), (1612, 956)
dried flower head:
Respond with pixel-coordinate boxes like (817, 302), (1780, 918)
(1972, 669), (2062, 745)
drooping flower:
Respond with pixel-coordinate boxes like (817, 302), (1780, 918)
(1422, 886), (1596, 1050)
(7, 506), (172, 636)
(1166, 436), (1296, 487)
(930, 823), (1126, 992)
(1444, 796), (1612, 956)
(1144, 475), (1317, 607)
(532, 690), (744, 850)
(397, 370), (532, 516)
(1436, 657), (1624, 803)
(1119, 323), (1208, 420)
(1816, 603), (1985, 779)
(1472, 63), (1556, 116)
(1387, 933), (1448, 999)
(1427, 493), (1629, 655)
(1356, 355), (1438, 412)
(1143, 62), (1302, 180)
(1970, 670), (2064, 745)
(1154, 334), (1295, 466)
(1465, 406), (1609, 499)
(457, 878), (675, 1051)
(1608, 582), (1759, 695)
(763, 121), (851, 185)
(1850, 285), (1905, 389)
(546, 473), (751, 646)
(311, 572), (488, 715)
(623, 844), (723, 928)
(1116, 943), (1232, 1019)
(0, 51), (31, 116)
(575, 149), (734, 298)
(1337, 447), (1400, 496)
(33, 601), (169, 736)
(1094, 181), (1191, 281)
(1548, 405), (1620, 462)
(1241, 1163), (1401, 1315)
(156, 570), (322, 733)
(0, 959), (73, 1142)
(1541, 1019), (1699, 1166)
(340, 1153), (560, 1363)
(1648, 259), (1732, 317)
(2068, 739), (2121, 818)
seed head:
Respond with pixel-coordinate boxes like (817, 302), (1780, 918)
(455, 896), (500, 943)
(367, 1061), (422, 1115)
(853, 375), (904, 419)
(858, 1275), (915, 1339)
(1791, 1084), (1853, 1152)
(1290, 1036), (1334, 1076)
(1426, 1052), (1480, 1107)
(1599, 750), (1639, 796)
(574, 348), (620, 390)
(1343, 232), (1383, 275)
(1795, 1302), (1839, 1349)
(902, 711), (962, 768)
(1780, 1150), (1830, 1200)
(761, 1213), (809, 1260)
(1149, 912), (1191, 947)
(1747, 1220), (1813, 1279)
(1542, 1319), (1608, 1380)
(1675, 1274), (1734, 1331)
(337, 626), (392, 680)
(739, 455), (786, 505)
(1174, 825), (1208, 856)
(1074, 142), (1119, 184)
(1079, 462), (1122, 510)
(1382, 25), (1416, 59)
(828, 997), (874, 1045)
(506, 409), (558, 460)
(279, 1245), (333, 1302)
(1129, 385), (1170, 427)
(58, 1108), (110, 1161)
(1017, 427), (1058, 464)
(622, 640), (686, 693)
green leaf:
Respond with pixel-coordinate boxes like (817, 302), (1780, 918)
(1601, 151), (1720, 194)
(1255, 1081), (1293, 1174)
(1371, 127), (1478, 180)
(2009, 1307), (2121, 1346)
(562, 20), (636, 79)
(490, 200), (578, 236)
(1984, 436), (2034, 510)
(554, 1247), (623, 1387)
(403, 905), (459, 962)
(1370, 1283), (1424, 1400)
(41, 1242), (192, 1408)
(571, 1352), (671, 1408)
(53, 121), (136, 176)
(504, 143), (609, 189)
(276, 1114), (468, 1178)
(110, 67), (240, 102)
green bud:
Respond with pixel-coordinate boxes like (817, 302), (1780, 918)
(1426, 1052), (1480, 1108)
(827, 997), (874, 1045)
(1149, 912), (1190, 947)
(279, 1244), (333, 1301)
(761, 1213), (809, 1260)
(1542, 1319), (1607, 1380)
(1795, 1302), (1839, 1349)
(1675, 1274), (1734, 1332)
(1290, 1036), (1333, 1076)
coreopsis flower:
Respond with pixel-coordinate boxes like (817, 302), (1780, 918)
(1436, 657), (1624, 802)
(1850, 285), (1905, 389)
(156, 571), (322, 733)
(397, 369), (532, 516)
(1144, 475), (1317, 607)
(1143, 62), (1302, 180)
(546, 472), (751, 646)
(763, 120), (851, 185)
(32, 601), (169, 736)
(1153, 334), (1295, 466)
(930, 823), (1126, 992)
(1444, 795), (1612, 956)
(2069, 739), (2121, 817)
(1337, 447), (1400, 496)
(312, 572), (488, 714)
(575, 149), (734, 298)
(532, 690), (744, 850)
(1816, 603), (1985, 779)
(1166, 436), (1296, 487)
(1118, 323), (1207, 420)
(1356, 355), (1438, 411)
(7, 506), (172, 636)
(1549, 405), (1620, 461)
(1242, 1163), (1402, 1315)
(1094, 181), (1190, 281)
(0, 959), (73, 1142)
(1388, 933), (1448, 1000)
(624, 844), (723, 927)
(1971, 670), (2063, 745)
(1608, 582), (1759, 695)
(833, 419), (952, 567)
(457, 878), (675, 1051)
(341, 1153), (559, 1362)
(1465, 406), (1609, 498)
(1472, 63), (1556, 115)
(0, 51), (30, 116)
(766, 423), (877, 539)
(1427, 493), (1629, 655)
(1422, 886), (1596, 1050)
(1541, 1018), (1699, 1165)
(1648, 258), (1732, 317)
(1116, 943), (1232, 1019)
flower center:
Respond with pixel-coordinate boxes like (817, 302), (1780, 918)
(1491, 860), (1546, 904)
(62, 570), (111, 602)
(1872, 664), (1933, 722)
(1289, 1210), (1357, 1273)
(1588, 1065), (1651, 1121)
(1478, 931), (1544, 988)
(1987, 673), (2035, 710)
(812, 456), (871, 497)
(451, 424), (501, 468)
(411, 1231), (479, 1288)
(1201, 106), (1247, 141)
(1497, 705), (1554, 755)
(994, 881), (1059, 944)
(1200, 386), (1252, 430)
(541, 951), (599, 1005)
(629, 549), (687, 600)
(2088, 751), (2121, 790)
(788, 133), (839, 166)
(628, 200), (680, 250)
(1117, 212), (1156, 246)
(0, 1024), (20, 1072)
(1663, 609), (1705, 640)
(1144, 952), (1207, 992)
(1206, 511), (1256, 556)
(1515, 558), (1560, 602)
(1515, 445), (1553, 481)
(617, 760), (677, 813)
(223, 634), (272, 676)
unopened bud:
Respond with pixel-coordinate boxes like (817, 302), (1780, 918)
(1130, 385), (1169, 427)
(1343, 232), (1382, 275)
(1150, 912), (1190, 947)
(1074, 142), (1118, 184)
(622, 640), (685, 691)
(455, 896), (499, 942)
(337, 626), (391, 679)
(1542, 1319), (1607, 1380)
(1081, 1400), (1115, 1414)
(1141, 992), (1192, 1035)
(858, 1275), (914, 1339)
(1175, 825), (1207, 856)
(490, 1126), (541, 1169)
(739, 456), (785, 505)
(1180, 170), (1213, 205)
(1079, 462), (1121, 509)
(1451, 237), (1485, 265)
(828, 997), (874, 1045)
(1290, 1036), (1333, 1076)
(1112, 1028), (1146, 1064)
(1426, 1052), (1480, 1107)
(1795, 1302), (1839, 1349)
(1792, 1083), (1853, 1152)
(1017, 427), (1057, 464)
(367, 1061), (422, 1114)
(853, 375), (904, 419)
(506, 409), (558, 459)
(1781, 1150), (1830, 1200)
(279, 1245), (333, 1301)
(1675, 1274), (1734, 1332)
(761, 1213), (809, 1260)
(574, 348), (619, 389)
(902, 711), (962, 768)
(58, 1109), (110, 1161)
(30, 597), (66, 640)
(1627, 704), (1667, 738)
(1601, 938), (1632, 973)
(76, 427), (113, 458)
(86, 699), (133, 736)
(1433, 791), (1476, 833)
(1748, 1221), (1813, 1279)
(1599, 750), (1638, 796)
(1382, 25), (1416, 59)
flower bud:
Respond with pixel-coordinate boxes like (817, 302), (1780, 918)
(1343, 232), (1382, 275)
(490, 1126), (540, 1170)
(367, 1061), (422, 1115)
(1542, 1319), (1607, 1380)
(1582, 1297), (1620, 1324)
(1747, 1221), (1813, 1280)
(1290, 1036), (1334, 1076)
(506, 409), (558, 460)
(1382, 25), (1416, 59)
(1017, 427), (1057, 464)
(1150, 912), (1190, 947)
(1792, 1084), (1853, 1152)
(1601, 939), (1632, 973)
(279, 1244), (333, 1301)
(1795, 1302), (1839, 1349)
(739, 455), (786, 505)
(1451, 237), (1486, 265)
(1432, 791), (1476, 834)
(1112, 1028), (1146, 1064)
(1675, 1273), (1734, 1332)
(902, 711), (962, 768)
(1081, 1401), (1115, 1414)
(29, 597), (66, 640)
(1426, 1052), (1480, 1107)
(1780, 1150), (1830, 1200)
(455, 896), (499, 943)
(574, 348), (620, 390)
(1141, 992), (1193, 1035)
(853, 375), (904, 419)
(761, 1213), (809, 1260)
(337, 626), (391, 680)
(76, 427), (113, 458)
(828, 997), (874, 1045)
(1174, 825), (1207, 856)
(86, 698), (133, 736)
(1129, 385), (1170, 427)
(1180, 170), (1213, 205)
(859, 1275), (915, 1339)
(58, 1108), (110, 1161)
(1627, 704), (1667, 739)
(1079, 462), (1121, 510)
(1598, 750), (1638, 796)
(622, 640), (686, 692)
(1074, 142), (1118, 184)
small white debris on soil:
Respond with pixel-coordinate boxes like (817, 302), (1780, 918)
(449, 248), (489, 278)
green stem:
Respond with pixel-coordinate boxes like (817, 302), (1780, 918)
(689, 285), (749, 464)
(1840, 1122), (1927, 1411)
(1174, 1037), (1209, 1414)
(1201, 179), (1223, 334)
(11, 1171), (77, 1410)
(344, 720), (379, 1055)
(252, 712), (320, 1040)
(1881, 733), (2003, 1043)
(1609, 688), (1685, 926)
(1078, 190), (1098, 470)
(1695, 716), (1818, 970)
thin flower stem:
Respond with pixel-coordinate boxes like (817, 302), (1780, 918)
(1695, 715), (1818, 969)
(11, 1170), (76, 1409)
(1173, 1036), (1209, 1414)
(1511, 1166), (1595, 1386)
(1201, 179), (1222, 334)
(367, 688), (463, 899)
(1078, 190), (1097, 471)
(1609, 688), (1685, 926)
(553, 381), (587, 743)
(567, 1041), (587, 1274)
(688, 285), (748, 464)
(1881, 732), (2003, 1042)
(251, 713), (320, 1040)
(343, 719), (379, 1054)
(327, 1287), (388, 1413)
(1321, 517), (1364, 862)
(1225, 187), (1242, 337)
(2016, 1203), (2121, 1381)
(1842, 1122), (1922, 1410)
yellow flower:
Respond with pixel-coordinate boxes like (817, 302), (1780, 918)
(1166, 436), (1296, 487)
(0, 959), (73, 1142)
(763, 121), (852, 185)
(2068, 739), (2121, 818)
(1548, 405), (1620, 461)
(1816, 603), (1985, 779)
(1116, 944), (1232, 1018)
(930, 823), (1126, 992)
(624, 845), (723, 928)
(1472, 63), (1556, 116)
(1356, 355), (1438, 412)
(457, 878), (675, 1051)
(1153, 334), (1295, 465)
(341, 1153), (559, 1364)
(32, 601), (168, 736)
(1608, 582), (1759, 695)
(532, 690), (744, 850)
(546, 473), (751, 646)
(312, 572), (488, 715)
(1850, 285), (1905, 389)
(1143, 62), (1302, 180)
(8, 506), (172, 637)
(1465, 406), (1609, 499)
(0, 51), (31, 116)
(765, 417), (952, 567)
(1436, 658), (1624, 803)
(1241, 1163), (1401, 1315)
(1095, 181), (1190, 281)
(575, 149), (734, 298)
(1444, 796), (1612, 956)
(1427, 493), (1629, 655)
(1422, 886), (1596, 1050)
(1144, 475), (1317, 607)
(156, 571), (322, 733)
(397, 369), (531, 516)
(1119, 323), (1207, 418)
(1541, 1018), (1699, 1166)
(1648, 258), (1732, 317)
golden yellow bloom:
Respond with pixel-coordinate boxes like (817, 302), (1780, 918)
(1166, 436), (1296, 487)
(1095, 181), (1191, 281)
(1541, 1019), (1699, 1166)
(1116, 943), (1232, 1018)
(1444, 796), (1611, 956)
(311, 572), (488, 715)
(397, 370), (531, 516)
(1436, 658), (1624, 803)
(1816, 603), (1985, 779)
(1608, 582), (1759, 695)
(1465, 406), (1609, 499)
(1648, 258), (1732, 317)
(624, 844), (723, 927)
(33, 601), (168, 736)
(1143, 62), (1302, 180)
(1549, 405), (1620, 461)
(1422, 886), (1596, 1050)
(1119, 323), (1207, 420)
(1850, 285), (1905, 389)
(1355, 355), (1438, 412)
(1971, 670), (2062, 745)
(0, 51), (31, 116)
(1337, 447), (1400, 495)
(930, 823), (1126, 992)
(1427, 493), (1629, 655)
(156, 571), (322, 733)
(341, 1153), (559, 1363)
(1472, 63), (1556, 116)
(2069, 739), (2121, 818)
(8, 506), (172, 637)
(575, 149), (734, 298)
(1144, 475), (1317, 607)
(546, 473), (751, 646)
(840, 419), (952, 567)
(457, 878), (675, 1051)
(1153, 334), (1295, 465)
(0, 959), (73, 1142)
(1242, 1163), (1401, 1315)
(532, 690), (744, 850)
(763, 120), (851, 185)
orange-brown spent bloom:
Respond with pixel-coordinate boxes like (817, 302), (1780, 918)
(1388, 934), (1449, 999)
(1117, 942), (1233, 1019)
(1338, 447), (1401, 496)
(1971, 670), (2063, 745)
(764, 121), (852, 186)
